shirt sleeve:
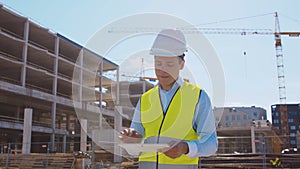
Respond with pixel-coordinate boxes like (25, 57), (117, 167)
(185, 90), (218, 158)
(129, 99), (145, 137)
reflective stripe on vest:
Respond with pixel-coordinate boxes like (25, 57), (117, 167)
(139, 82), (201, 165)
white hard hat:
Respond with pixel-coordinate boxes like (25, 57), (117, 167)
(150, 29), (187, 57)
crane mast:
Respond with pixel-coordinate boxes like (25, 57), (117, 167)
(274, 12), (287, 104)
(274, 12), (289, 148)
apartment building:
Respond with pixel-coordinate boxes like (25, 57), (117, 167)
(271, 103), (300, 149)
(214, 106), (267, 128)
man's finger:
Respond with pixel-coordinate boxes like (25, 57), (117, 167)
(168, 140), (177, 147)
(158, 147), (170, 153)
(131, 129), (136, 136)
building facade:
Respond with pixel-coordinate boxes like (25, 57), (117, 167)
(214, 106), (281, 154)
(271, 103), (300, 149)
(214, 106), (267, 129)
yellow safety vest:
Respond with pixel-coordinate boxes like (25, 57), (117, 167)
(139, 82), (201, 165)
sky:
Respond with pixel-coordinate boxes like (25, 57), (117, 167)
(1, 0), (299, 120)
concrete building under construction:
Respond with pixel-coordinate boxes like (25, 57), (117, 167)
(0, 4), (154, 162)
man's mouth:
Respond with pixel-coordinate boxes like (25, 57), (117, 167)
(157, 75), (169, 79)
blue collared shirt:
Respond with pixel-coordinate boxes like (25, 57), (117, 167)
(130, 77), (218, 157)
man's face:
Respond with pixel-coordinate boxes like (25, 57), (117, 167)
(154, 56), (185, 90)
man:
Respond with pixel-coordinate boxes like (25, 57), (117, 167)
(119, 29), (218, 169)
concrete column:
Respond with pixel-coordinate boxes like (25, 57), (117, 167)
(22, 108), (32, 154)
(114, 69), (122, 163)
(98, 61), (103, 108)
(50, 102), (56, 152)
(98, 61), (104, 131)
(21, 20), (29, 86)
(251, 126), (256, 153)
(79, 51), (83, 102)
(52, 36), (59, 95)
(114, 68), (123, 163)
(114, 106), (123, 163)
(80, 119), (87, 152)
(91, 131), (96, 169)
(116, 67), (120, 105)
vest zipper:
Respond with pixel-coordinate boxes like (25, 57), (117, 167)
(156, 87), (181, 169)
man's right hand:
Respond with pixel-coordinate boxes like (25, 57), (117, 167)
(119, 128), (142, 143)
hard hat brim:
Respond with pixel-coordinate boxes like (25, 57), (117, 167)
(149, 48), (185, 57)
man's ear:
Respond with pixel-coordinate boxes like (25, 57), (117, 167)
(180, 60), (185, 70)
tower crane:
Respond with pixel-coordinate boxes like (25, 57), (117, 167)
(109, 12), (300, 147)
(188, 12), (299, 148)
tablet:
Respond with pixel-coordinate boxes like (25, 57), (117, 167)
(119, 143), (170, 156)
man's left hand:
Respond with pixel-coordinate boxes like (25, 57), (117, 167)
(159, 141), (189, 159)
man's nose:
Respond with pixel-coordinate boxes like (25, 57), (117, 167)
(157, 66), (169, 73)
(158, 64), (169, 71)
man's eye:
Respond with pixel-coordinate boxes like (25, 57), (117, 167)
(167, 63), (174, 67)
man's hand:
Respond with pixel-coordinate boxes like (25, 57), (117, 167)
(159, 141), (189, 159)
(119, 128), (142, 143)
